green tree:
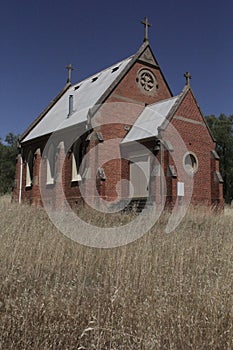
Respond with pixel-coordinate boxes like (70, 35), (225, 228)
(0, 133), (19, 194)
(206, 114), (233, 203)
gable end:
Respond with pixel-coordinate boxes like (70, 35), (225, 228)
(160, 86), (215, 143)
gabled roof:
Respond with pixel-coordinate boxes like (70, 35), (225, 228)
(21, 56), (133, 142)
(21, 42), (171, 143)
(121, 85), (216, 144)
(121, 95), (181, 143)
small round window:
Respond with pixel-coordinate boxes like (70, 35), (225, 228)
(183, 152), (198, 175)
(136, 69), (158, 95)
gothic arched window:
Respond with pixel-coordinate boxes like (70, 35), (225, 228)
(72, 138), (83, 182)
(26, 150), (34, 187)
(47, 144), (55, 185)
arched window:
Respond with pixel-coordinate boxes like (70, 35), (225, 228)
(47, 144), (55, 185)
(183, 152), (198, 175)
(26, 150), (34, 187)
(72, 138), (83, 182)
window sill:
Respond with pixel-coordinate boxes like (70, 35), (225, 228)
(46, 179), (55, 186)
(71, 174), (82, 182)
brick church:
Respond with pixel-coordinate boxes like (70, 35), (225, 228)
(13, 19), (223, 211)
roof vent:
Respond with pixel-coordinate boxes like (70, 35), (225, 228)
(112, 66), (119, 73)
(74, 85), (80, 90)
(92, 76), (98, 82)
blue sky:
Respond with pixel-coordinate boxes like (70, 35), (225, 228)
(0, 0), (232, 140)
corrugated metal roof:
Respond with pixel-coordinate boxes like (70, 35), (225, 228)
(23, 56), (133, 142)
(121, 96), (179, 143)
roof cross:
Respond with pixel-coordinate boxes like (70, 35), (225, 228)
(184, 71), (192, 86)
(141, 17), (151, 42)
(66, 64), (74, 83)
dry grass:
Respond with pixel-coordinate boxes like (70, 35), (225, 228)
(0, 195), (232, 349)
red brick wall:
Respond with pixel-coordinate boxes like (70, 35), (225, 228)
(14, 60), (223, 209)
(211, 153), (224, 208)
(169, 89), (222, 206)
(89, 60), (172, 201)
(16, 58), (171, 206)
(32, 148), (42, 206)
(112, 61), (172, 104)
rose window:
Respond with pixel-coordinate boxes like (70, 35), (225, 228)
(137, 69), (157, 94)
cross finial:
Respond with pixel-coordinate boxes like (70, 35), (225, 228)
(66, 64), (74, 83)
(184, 72), (192, 86)
(141, 17), (151, 42)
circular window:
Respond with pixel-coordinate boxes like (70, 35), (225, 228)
(137, 69), (157, 94)
(183, 152), (198, 175)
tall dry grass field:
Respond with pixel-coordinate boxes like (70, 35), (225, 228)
(0, 195), (232, 349)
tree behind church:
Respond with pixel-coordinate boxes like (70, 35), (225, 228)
(0, 133), (19, 194)
(206, 114), (233, 203)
